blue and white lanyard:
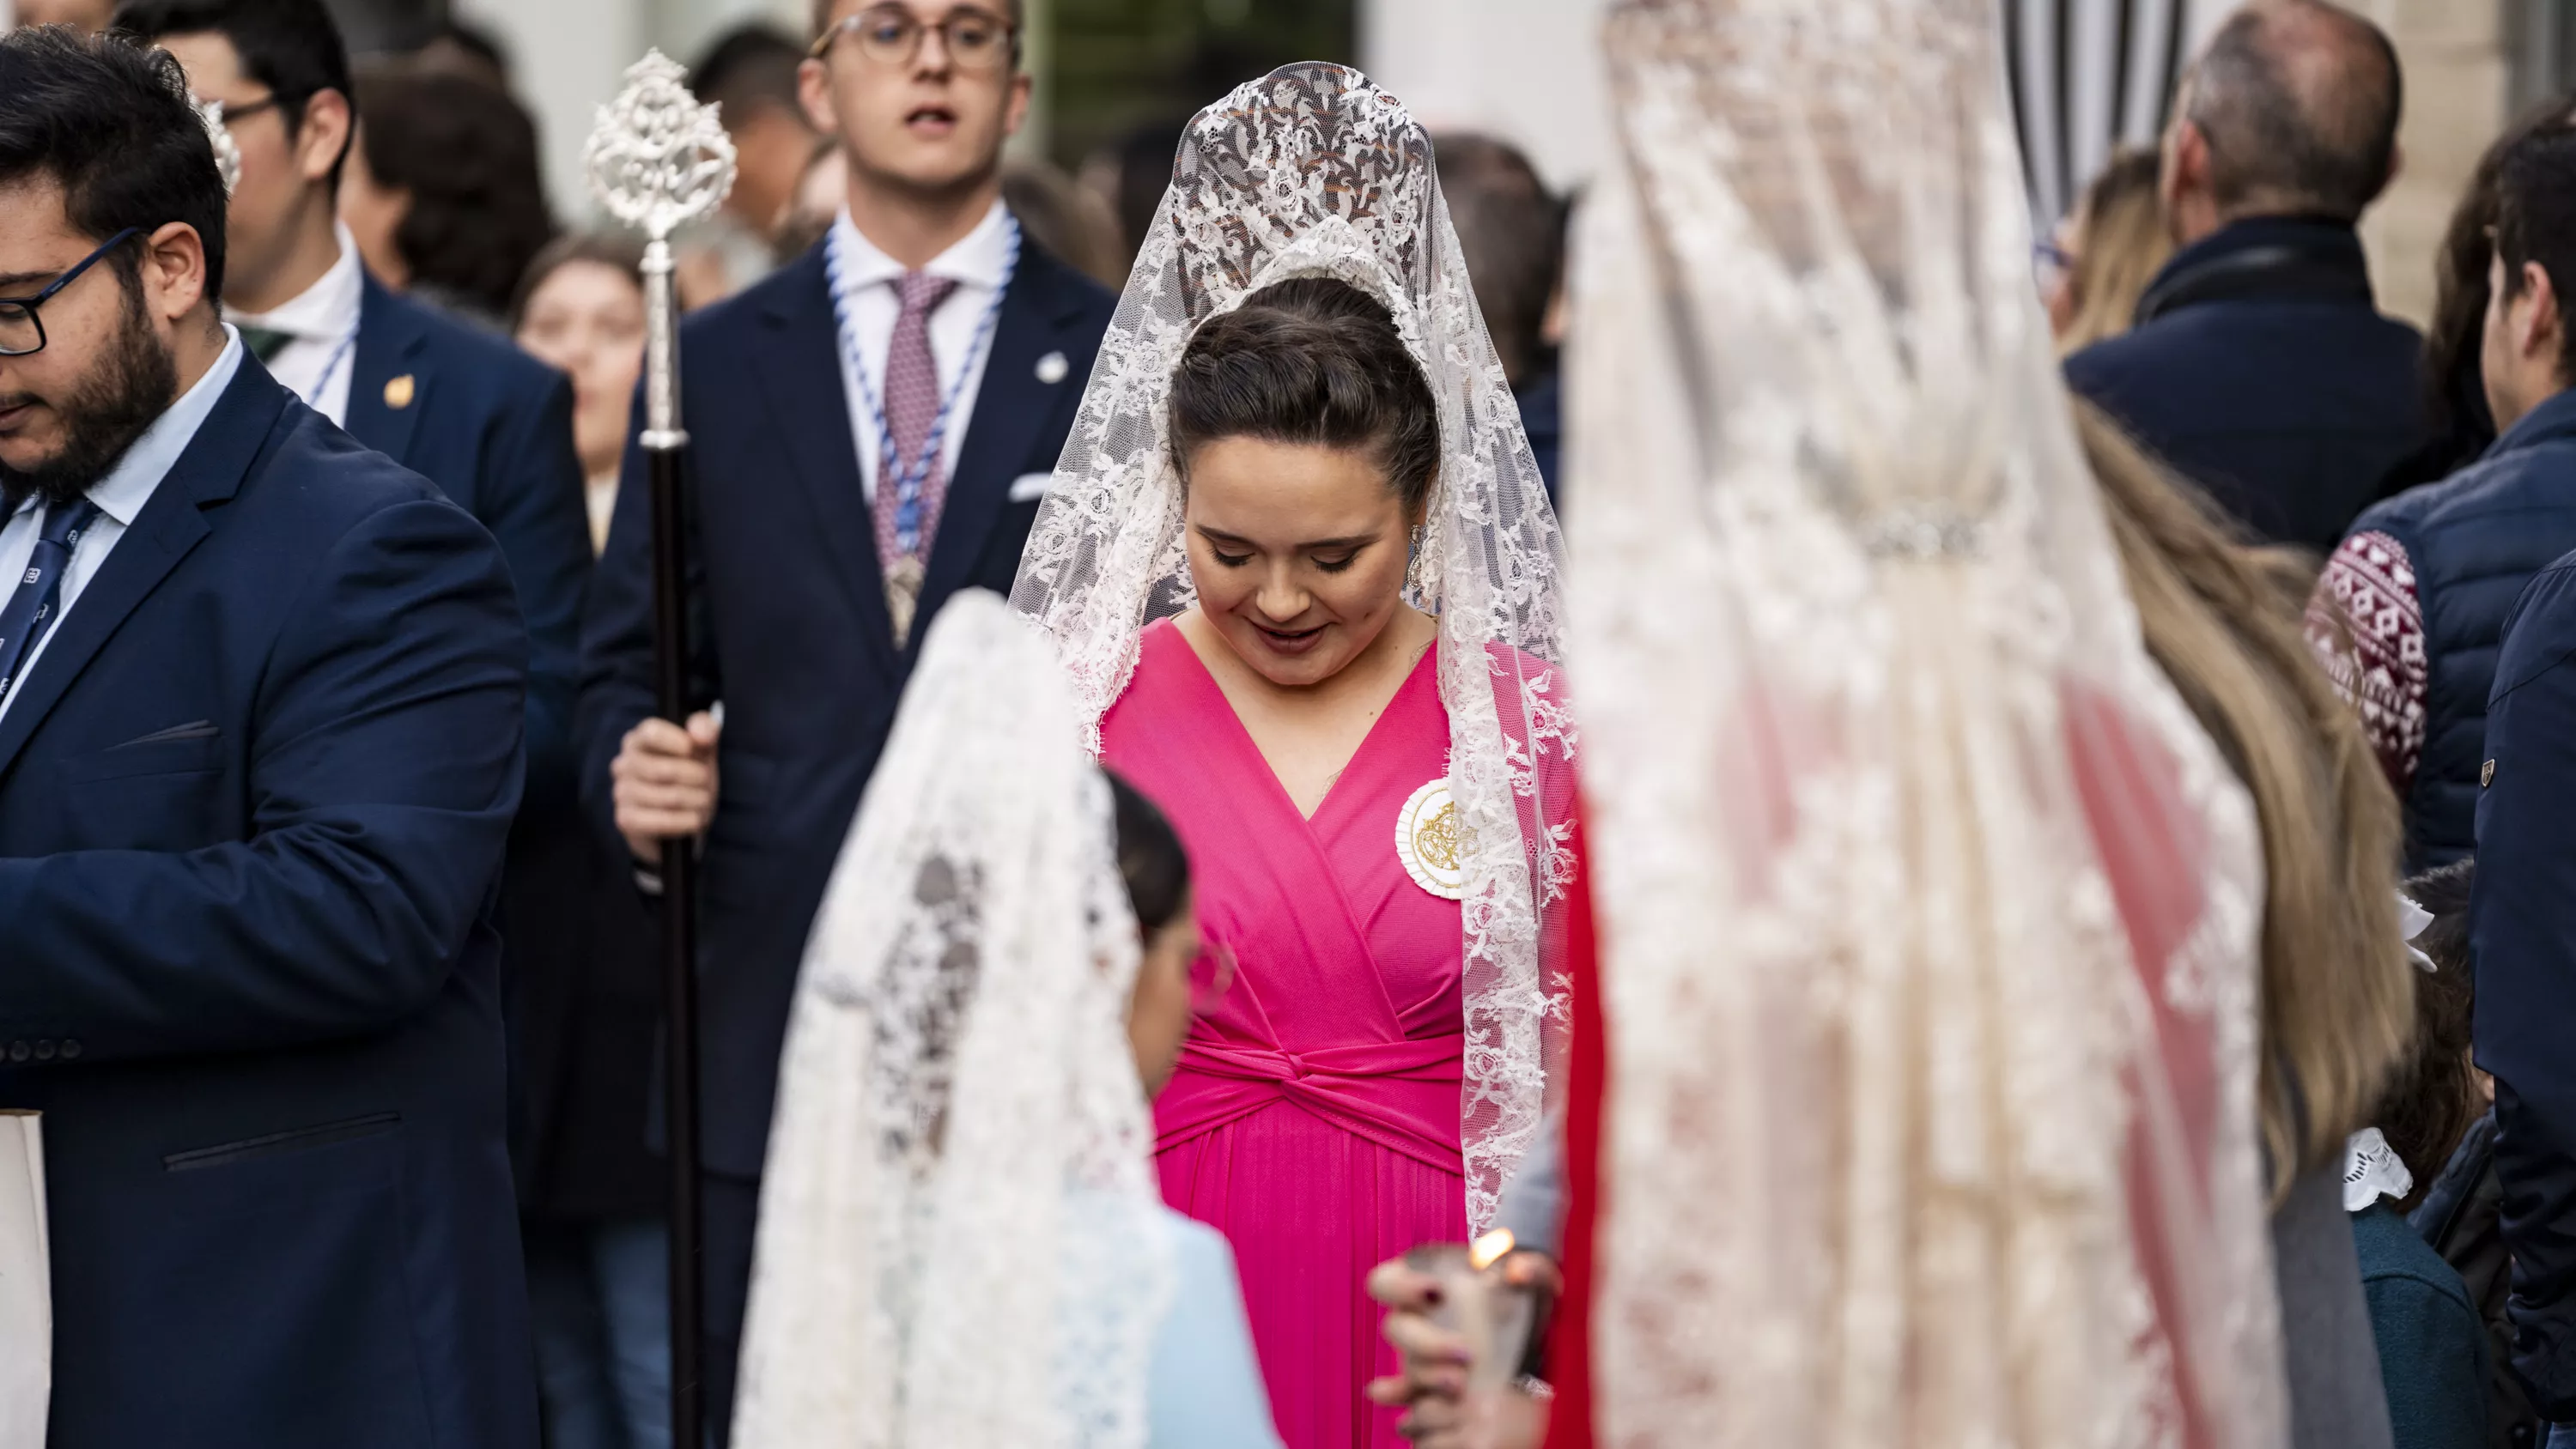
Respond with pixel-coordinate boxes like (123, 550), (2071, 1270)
(312, 324), (360, 419)
(823, 215), (1021, 557)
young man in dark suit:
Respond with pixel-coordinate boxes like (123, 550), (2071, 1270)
(0, 28), (533, 1446)
(580, 0), (1115, 1432)
(117, 0), (591, 804)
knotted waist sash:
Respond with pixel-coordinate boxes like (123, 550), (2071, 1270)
(1155, 1033), (1467, 1176)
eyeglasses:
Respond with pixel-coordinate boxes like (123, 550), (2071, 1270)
(202, 94), (284, 130)
(0, 228), (143, 359)
(810, 5), (1017, 71)
(1188, 940), (1238, 1016)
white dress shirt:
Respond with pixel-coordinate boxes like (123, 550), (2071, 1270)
(828, 200), (1014, 505)
(0, 329), (246, 719)
(225, 223), (363, 426)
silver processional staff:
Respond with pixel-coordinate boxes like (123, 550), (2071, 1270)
(585, 50), (735, 1449)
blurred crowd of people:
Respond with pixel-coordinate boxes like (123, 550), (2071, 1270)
(2024, 5), (2576, 1446)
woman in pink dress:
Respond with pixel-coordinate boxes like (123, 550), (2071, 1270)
(1012, 64), (1575, 1449)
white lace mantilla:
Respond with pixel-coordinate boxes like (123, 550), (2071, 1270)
(1571, 1), (2283, 1445)
(1010, 63), (1575, 1229)
(732, 593), (1170, 1448)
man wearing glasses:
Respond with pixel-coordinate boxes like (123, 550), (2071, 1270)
(0, 26), (534, 1449)
(115, 0), (588, 867)
(582, 0), (1116, 1434)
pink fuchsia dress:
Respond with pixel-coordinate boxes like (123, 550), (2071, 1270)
(1101, 619), (1467, 1449)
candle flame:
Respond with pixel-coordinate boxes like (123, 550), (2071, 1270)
(1469, 1228), (1516, 1272)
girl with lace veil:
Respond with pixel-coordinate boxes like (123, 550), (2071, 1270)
(729, 591), (1280, 1448)
(1011, 62), (1576, 1449)
(1555, 0), (2297, 1444)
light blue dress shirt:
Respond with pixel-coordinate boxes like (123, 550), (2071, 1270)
(0, 328), (243, 719)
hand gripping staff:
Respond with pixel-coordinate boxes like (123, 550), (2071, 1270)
(585, 52), (736, 1449)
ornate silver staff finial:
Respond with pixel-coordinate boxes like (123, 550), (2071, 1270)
(586, 50), (738, 447)
(586, 50), (738, 245)
(194, 96), (242, 198)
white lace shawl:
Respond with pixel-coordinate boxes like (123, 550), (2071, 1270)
(731, 591), (1170, 1448)
(1571, 1), (2284, 1444)
(1009, 63), (1576, 1230)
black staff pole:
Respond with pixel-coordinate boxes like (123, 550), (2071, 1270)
(585, 55), (736, 1449)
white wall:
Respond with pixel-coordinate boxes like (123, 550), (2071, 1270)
(1359, 0), (1613, 191)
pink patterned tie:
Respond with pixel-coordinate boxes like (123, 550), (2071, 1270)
(874, 270), (960, 646)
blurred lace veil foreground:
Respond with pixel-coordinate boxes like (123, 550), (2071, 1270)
(1570, 1), (2286, 1446)
(729, 591), (1168, 1447)
(1009, 63), (1576, 1230)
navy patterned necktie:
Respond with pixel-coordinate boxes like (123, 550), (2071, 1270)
(0, 499), (104, 703)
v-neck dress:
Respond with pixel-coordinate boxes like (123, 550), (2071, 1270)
(1101, 619), (1465, 1449)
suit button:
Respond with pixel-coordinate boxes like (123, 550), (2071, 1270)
(31, 1042), (52, 1062)
(58, 1040), (79, 1061)
(6, 1043), (26, 1063)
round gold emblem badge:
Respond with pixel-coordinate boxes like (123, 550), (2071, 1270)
(1395, 778), (1466, 900)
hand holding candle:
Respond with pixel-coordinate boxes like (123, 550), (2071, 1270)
(1366, 1231), (1558, 1448)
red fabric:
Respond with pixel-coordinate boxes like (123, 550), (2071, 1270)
(1544, 813), (1601, 1449)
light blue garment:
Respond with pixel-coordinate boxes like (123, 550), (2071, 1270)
(1148, 1206), (1285, 1449)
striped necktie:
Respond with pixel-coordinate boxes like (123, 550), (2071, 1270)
(0, 499), (104, 703)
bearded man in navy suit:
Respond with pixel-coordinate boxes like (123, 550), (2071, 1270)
(0, 28), (533, 1447)
(579, 0), (1115, 1434)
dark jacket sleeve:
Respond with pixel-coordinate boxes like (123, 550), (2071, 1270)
(478, 365), (592, 813)
(0, 498), (526, 1062)
(575, 384), (718, 856)
(2471, 561), (2576, 1418)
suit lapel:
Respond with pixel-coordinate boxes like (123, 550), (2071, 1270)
(752, 252), (899, 677)
(344, 276), (427, 466)
(916, 247), (1079, 640)
(0, 368), (284, 780)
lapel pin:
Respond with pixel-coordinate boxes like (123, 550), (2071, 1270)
(385, 374), (416, 410)
(1034, 350), (1068, 385)
(2482, 759), (2497, 788)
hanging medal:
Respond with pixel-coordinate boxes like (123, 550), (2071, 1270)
(823, 215), (1022, 644)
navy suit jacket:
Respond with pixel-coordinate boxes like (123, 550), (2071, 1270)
(2471, 552), (2576, 1420)
(578, 233), (1116, 1181)
(2066, 217), (2425, 554)
(347, 275), (588, 804)
(0, 361), (537, 1446)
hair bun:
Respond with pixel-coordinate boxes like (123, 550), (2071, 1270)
(1168, 276), (1439, 513)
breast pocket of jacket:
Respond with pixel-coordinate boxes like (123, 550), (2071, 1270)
(54, 728), (228, 850)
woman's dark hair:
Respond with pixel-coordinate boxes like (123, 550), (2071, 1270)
(1105, 770), (1189, 935)
(2375, 858), (2480, 1213)
(353, 65), (554, 323)
(0, 27), (229, 303)
(1168, 276), (1440, 518)
(509, 233), (646, 333)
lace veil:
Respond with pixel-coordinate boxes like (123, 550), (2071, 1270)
(1572, 1), (2283, 1444)
(1011, 63), (1576, 1229)
(731, 591), (1168, 1448)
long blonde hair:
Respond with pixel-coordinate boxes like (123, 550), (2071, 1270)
(2060, 148), (2174, 354)
(2081, 405), (2413, 1196)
